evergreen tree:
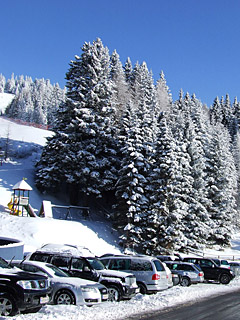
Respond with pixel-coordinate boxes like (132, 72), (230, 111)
(205, 124), (237, 245)
(155, 71), (172, 115)
(147, 115), (185, 253)
(110, 49), (129, 123)
(36, 38), (119, 204)
(114, 101), (152, 252)
(0, 74), (6, 93)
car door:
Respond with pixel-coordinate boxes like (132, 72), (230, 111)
(198, 259), (218, 280)
(69, 257), (97, 281)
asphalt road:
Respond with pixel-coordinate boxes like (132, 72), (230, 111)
(126, 289), (240, 320)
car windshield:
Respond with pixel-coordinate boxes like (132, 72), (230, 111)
(0, 257), (12, 269)
(45, 264), (70, 277)
(87, 258), (105, 270)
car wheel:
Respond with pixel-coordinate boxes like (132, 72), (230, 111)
(107, 285), (121, 302)
(220, 273), (231, 284)
(21, 306), (42, 314)
(138, 282), (147, 294)
(180, 276), (191, 287)
(0, 294), (18, 316)
(54, 290), (75, 305)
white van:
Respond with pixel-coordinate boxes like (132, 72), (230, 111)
(99, 254), (168, 294)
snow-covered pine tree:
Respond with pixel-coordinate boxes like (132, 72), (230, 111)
(114, 101), (152, 252)
(210, 96), (221, 125)
(166, 92), (211, 251)
(124, 57), (133, 86)
(146, 114), (186, 253)
(110, 49), (129, 123)
(205, 123), (237, 246)
(5, 76), (64, 125)
(36, 38), (119, 204)
(5, 73), (16, 93)
(35, 99), (74, 194)
(0, 74), (6, 93)
(155, 71), (172, 115)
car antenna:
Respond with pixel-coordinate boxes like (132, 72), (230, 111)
(8, 255), (15, 266)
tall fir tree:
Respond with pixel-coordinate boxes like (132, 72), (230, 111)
(36, 38), (119, 204)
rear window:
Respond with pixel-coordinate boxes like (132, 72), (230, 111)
(131, 259), (153, 271)
(153, 260), (164, 272)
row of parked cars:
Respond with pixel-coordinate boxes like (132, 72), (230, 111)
(0, 243), (239, 316)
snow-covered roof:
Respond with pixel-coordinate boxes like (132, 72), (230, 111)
(12, 179), (32, 191)
(38, 243), (95, 257)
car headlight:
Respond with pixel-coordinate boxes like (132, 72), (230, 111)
(17, 280), (35, 289)
(81, 286), (98, 293)
(17, 279), (50, 290)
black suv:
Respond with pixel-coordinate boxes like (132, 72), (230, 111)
(183, 257), (235, 284)
(0, 257), (51, 316)
(28, 244), (139, 302)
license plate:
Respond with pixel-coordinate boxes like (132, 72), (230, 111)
(40, 296), (50, 304)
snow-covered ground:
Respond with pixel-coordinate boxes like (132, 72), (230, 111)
(1, 116), (240, 319)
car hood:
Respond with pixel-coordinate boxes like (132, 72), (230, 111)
(0, 269), (48, 281)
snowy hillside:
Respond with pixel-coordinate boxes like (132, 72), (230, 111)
(1, 117), (240, 319)
(0, 92), (15, 112)
(0, 117), (121, 256)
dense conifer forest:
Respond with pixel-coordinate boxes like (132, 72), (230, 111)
(2, 38), (240, 254)
(0, 73), (65, 126)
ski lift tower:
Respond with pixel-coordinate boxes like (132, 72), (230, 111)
(12, 179), (32, 216)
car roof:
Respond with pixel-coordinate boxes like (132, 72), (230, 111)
(99, 254), (158, 261)
(165, 261), (196, 266)
(37, 243), (95, 257)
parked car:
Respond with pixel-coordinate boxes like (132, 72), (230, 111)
(229, 261), (240, 277)
(162, 262), (180, 287)
(10, 260), (108, 306)
(157, 254), (182, 262)
(183, 257), (235, 284)
(165, 261), (204, 286)
(27, 244), (139, 302)
(0, 256), (51, 316)
(99, 254), (168, 294)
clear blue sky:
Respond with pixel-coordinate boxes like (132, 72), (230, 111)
(1, 0), (240, 106)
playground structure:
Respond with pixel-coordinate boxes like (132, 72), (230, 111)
(7, 179), (90, 220)
(7, 179), (37, 217)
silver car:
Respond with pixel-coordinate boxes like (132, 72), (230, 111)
(11, 260), (108, 306)
(99, 254), (168, 294)
(165, 261), (204, 286)
(229, 261), (240, 277)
